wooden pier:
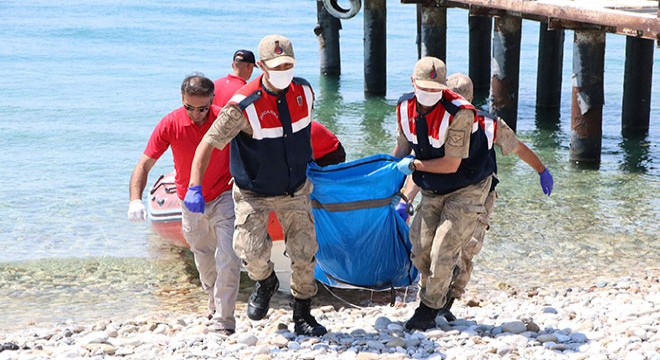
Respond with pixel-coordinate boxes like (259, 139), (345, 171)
(316, 0), (660, 167)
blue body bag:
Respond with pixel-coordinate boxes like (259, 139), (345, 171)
(307, 154), (419, 290)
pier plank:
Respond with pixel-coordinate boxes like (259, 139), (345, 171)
(402, 0), (660, 40)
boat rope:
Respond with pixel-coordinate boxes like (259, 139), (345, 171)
(321, 282), (368, 309)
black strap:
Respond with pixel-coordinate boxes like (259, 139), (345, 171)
(416, 115), (431, 158)
(311, 197), (392, 212)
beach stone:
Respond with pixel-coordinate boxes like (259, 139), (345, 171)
(237, 334), (258, 346)
(536, 334), (558, 343)
(365, 340), (384, 351)
(114, 347), (135, 356)
(570, 333), (588, 343)
(374, 316), (391, 330)
(554, 332), (571, 343)
(385, 337), (406, 348)
(78, 332), (108, 345)
(271, 334), (289, 348)
(1, 343), (19, 351)
(425, 329), (445, 339)
(356, 353), (380, 360)
(501, 321), (526, 334)
(84, 343), (116, 355)
(287, 341), (301, 350)
(386, 323), (404, 332)
(350, 329), (367, 337)
(319, 305), (335, 313)
(525, 321), (540, 332)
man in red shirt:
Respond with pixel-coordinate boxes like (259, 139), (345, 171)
(213, 50), (255, 108)
(311, 121), (345, 166)
(127, 73), (239, 336)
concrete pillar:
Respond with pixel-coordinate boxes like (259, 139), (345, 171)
(570, 30), (605, 165)
(469, 14), (492, 98)
(364, 0), (386, 96)
(622, 36), (653, 136)
(316, 0), (342, 76)
(536, 22), (564, 109)
(420, 3), (447, 61)
(490, 16), (522, 131)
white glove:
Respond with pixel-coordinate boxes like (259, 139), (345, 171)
(127, 199), (147, 222)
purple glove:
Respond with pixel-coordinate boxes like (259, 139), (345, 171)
(396, 157), (414, 175)
(184, 185), (205, 213)
(539, 168), (553, 196)
(394, 201), (409, 221)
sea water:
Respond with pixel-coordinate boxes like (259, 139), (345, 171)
(0, 0), (658, 330)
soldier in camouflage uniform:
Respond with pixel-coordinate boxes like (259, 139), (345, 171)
(187, 34), (326, 337)
(394, 72), (554, 324)
(392, 57), (496, 331)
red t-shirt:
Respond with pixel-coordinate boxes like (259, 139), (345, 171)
(144, 105), (232, 201)
(311, 121), (340, 159)
(213, 74), (247, 108)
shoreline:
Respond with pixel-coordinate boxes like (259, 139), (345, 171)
(1, 270), (658, 359)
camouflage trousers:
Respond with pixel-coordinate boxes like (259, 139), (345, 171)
(410, 176), (492, 309)
(232, 179), (318, 299)
(447, 189), (497, 299)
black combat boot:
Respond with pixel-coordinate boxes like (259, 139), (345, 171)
(292, 298), (327, 336)
(437, 296), (456, 322)
(247, 271), (279, 320)
(405, 302), (440, 331)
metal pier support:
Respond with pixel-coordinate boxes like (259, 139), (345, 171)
(490, 15), (522, 131)
(570, 30), (605, 165)
(468, 14), (492, 98)
(419, 2), (447, 61)
(364, 0), (386, 96)
(316, 0), (342, 76)
(622, 36), (653, 136)
(536, 21), (564, 109)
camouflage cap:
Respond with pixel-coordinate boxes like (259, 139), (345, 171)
(258, 34), (296, 68)
(412, 56), (448, 90)
(447, 73), (474, 102)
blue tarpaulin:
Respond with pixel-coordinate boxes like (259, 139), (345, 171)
(307, 154), (419, 290)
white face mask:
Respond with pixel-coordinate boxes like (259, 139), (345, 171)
(267, 68), (294, 90)
(415, 88), (443, 107)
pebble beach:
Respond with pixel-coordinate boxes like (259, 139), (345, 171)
(1, 266), (658, 360)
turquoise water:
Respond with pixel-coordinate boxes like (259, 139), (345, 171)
(1, 0), (658, 330)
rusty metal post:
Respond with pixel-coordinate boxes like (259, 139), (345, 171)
(622, 36), (653, 136)
(469, 14), (492, 97)
(570, 30), (605, 165)
(420, 2), (447, 61)
(316, 0), (342, 77)
(364, 0), (386, 96)
(536, 21), (564, 109)
(490, 15), (522, 131)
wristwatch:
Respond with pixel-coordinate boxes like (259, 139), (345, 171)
(408, 159), (417, 172)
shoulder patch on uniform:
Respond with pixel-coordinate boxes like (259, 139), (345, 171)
(397, 92), (415, 105)
(222, 104), (243, 121)
(237, 90), (262, 110)
(291, 77), (311, 87)
(447, 129), (466, 147)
